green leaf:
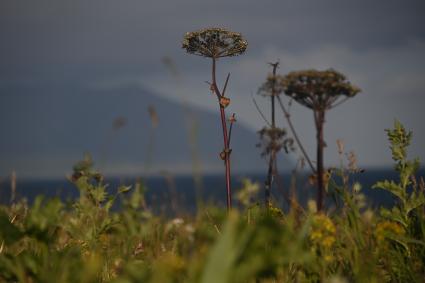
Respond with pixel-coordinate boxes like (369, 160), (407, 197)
(201, 212), (240, 283)
(0, 210), (23, 245)
(386, 234), (410, 255)
(91, 186), (107, 203)
(118, 185), (132, 194)
(373, 180), (404, 200)
(104, 196), (115, 211)
(405, 192), (425, 215)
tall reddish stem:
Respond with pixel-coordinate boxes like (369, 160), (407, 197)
(315, 110), (325, 211)
(212, 58), (232, 210)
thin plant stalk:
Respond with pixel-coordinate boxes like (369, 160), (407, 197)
(276, 96), (316, 173)
(256, 62), (293, 207)
(264, 62), (279, 206)
(314, 109), (326, 211)
(212, 58), (232, 210)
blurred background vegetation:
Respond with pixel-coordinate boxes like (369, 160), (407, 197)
(0, 121), (424, 282)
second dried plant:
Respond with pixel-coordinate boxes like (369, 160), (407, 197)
(281, 69), (360, 211)
(256, 62), (293, 206)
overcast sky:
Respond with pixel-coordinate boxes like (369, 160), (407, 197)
(1, 0), (425, 177)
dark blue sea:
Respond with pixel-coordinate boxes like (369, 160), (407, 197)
(0, 169), (423, 214)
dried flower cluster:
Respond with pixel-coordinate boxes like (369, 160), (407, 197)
(281, 69), (361, 109)
(182, 28), (247, 58)
(257, 74), (285, 97)
(256, 127), (293, 157)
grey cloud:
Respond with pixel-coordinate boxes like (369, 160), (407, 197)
(145, 39), (425, 167)
(1, 0), (424, 175)
(1, 0), (424, 80)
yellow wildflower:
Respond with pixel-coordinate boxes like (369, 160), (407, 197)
(324, 254), (334, 263)
(309, 213), (337, 249)
(375, 221), (405, 243)
(322, 236), (336, 248)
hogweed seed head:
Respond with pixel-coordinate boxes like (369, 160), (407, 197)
(182, 28), (247, 58)
(257, 74), (285, 97)
(280, 69), (361, 110)
(256, 127), (292, 157)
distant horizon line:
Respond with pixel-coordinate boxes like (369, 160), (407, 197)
(2, 165), (420, 182)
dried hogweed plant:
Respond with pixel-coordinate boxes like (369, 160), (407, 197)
(256, 62), (293, 206)
(182, 28), (247, 210)
(281, 69), (360, 211)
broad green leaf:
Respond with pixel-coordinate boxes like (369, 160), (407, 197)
(201, 212), (239, 283)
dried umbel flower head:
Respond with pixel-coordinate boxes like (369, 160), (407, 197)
(257, 74), (285, 97)
(281, 69), (361, 110)
(182, 28), (248, 58)
(256, 127), (293, 157)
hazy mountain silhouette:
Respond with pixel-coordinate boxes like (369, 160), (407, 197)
(0, 82), (293, 178)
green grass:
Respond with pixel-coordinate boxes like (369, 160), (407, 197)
(0, 121), (424, 283)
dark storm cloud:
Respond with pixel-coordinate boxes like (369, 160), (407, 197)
(1, 0), (425, 176)
(1, 0), (424, 80)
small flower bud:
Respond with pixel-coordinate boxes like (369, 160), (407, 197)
(219, 150), (226, 160)
(219, 96), (230, 108)
(219, 149), (232, 160)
